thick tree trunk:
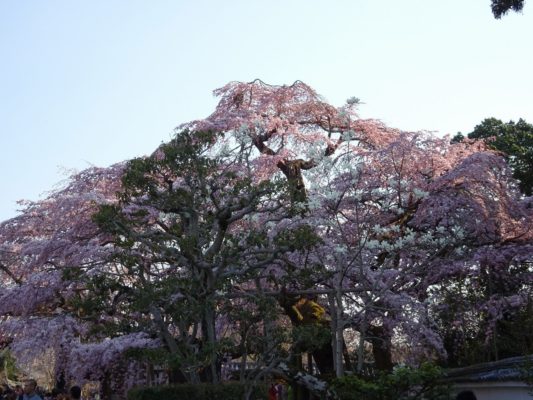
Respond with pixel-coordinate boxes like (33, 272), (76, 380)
(334, 289), (344, 377)
(368, 326), (393, 372)
(202, 303), (220, 383)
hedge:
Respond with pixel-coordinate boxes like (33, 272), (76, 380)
(331, 363), (450, 400)
(127, 382), (268, 400)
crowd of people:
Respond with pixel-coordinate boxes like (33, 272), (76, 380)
(0, 380), (83, 400)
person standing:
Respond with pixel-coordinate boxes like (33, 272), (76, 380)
(68, 386), (81, 400)
(456, 390), (477, 400)
(14, 385), (23, 400)
(268, 383), (278, 400)
(22, 380), (41, 400)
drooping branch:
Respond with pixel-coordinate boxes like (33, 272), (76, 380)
(0, 262), (21, 285)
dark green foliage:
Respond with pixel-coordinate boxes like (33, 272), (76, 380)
(119, 130), (219, 201)
(450, 132), (464, 144)
(494, 302), (533, 360)
(453, 117), (533, 195)
(75, 129), (297, 382)
(274, 224), (322, 252)
(127, 383), (268, 400)
(91, 204), (128, 236)
(330, 363), (450, 400)
(434, 260), (533, 367)
(220, 294), (289, 360)
(491, 0), (525, 18)
(292, 324), (331, 353)
(519, 357), (533, 395)
(441, 298), (533, 367)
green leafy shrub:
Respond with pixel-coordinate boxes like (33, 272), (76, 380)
(127, 382), (268, 400)
(331, 363), (450, 400)
(0, 349), (20, 381)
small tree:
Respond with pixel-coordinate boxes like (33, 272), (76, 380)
(85, 129), (292, 383)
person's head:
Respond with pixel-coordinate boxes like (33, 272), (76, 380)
(456, 390), (477, 400)
(5, 392), (17, 400)
(69, 385), (81, 400)
(15, 384), (23, 394)
(23, 379), (37, 395)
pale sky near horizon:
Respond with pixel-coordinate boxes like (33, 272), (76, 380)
(1, 1), (532, 221)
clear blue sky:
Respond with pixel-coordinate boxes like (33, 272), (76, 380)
(1, 0), (532, 221)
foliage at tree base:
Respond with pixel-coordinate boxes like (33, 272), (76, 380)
(330, 363), (450, 400)
(127, 382), (268, 400)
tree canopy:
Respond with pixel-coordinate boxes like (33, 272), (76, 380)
(1, 81), (532, 398)
(491, 0), (525, 18)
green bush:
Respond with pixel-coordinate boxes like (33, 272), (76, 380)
(128, 382), (268, 400)
(0, 349), (20, 381)
(330, 363), (450, 400)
